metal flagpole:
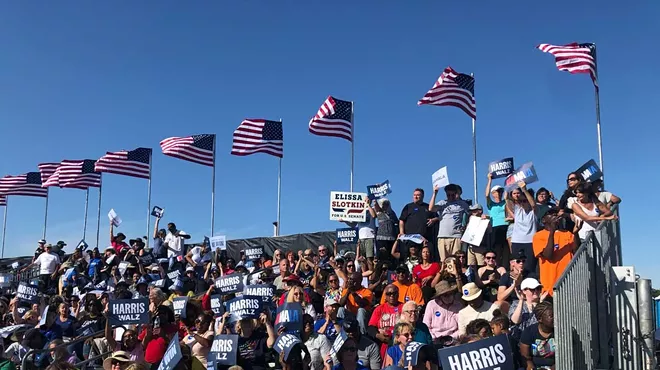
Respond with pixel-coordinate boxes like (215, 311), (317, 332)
(276, 119), (282, 236)
(42, 188), (49, 239)
(350, 101), (354, 192)
(592, 45), (604, 175)
(96, 175), (103, 249)
(1, 199), (8, 258)
(211, 135), (216, 236)
(471, 72), (478, 204)
(83, 188), (89, 240)
(146, 150), (153, 246)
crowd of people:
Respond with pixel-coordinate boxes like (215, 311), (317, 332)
(0, 171), (620, 370)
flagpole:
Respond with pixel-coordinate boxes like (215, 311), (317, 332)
(471, 72), (478, 203)
(146, 150), (153, 246)
(276, 119), (283, 237)
(42, 188), (49, 240)
(1, 199), (8, 258)
(211, 136), (216, 236)
(83, 188), (89, 240)
(96, 175), (103, 249)
(350, 101), (354, 192)
(592, 44), (604, 176)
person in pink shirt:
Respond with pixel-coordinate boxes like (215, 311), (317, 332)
(109, 220), (128, 254)
(422, 280), (463, 342)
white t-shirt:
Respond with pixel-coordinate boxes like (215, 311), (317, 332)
(164, 232), (183, 258)
(189, 246), (211, 265)
(34, 252), (60, 275)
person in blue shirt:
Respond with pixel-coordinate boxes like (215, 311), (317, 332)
(326, 337), (369, 370)
(314, 299), (343, 342)
(87, 248), (102, 280)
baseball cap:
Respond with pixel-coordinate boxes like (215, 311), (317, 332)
(37, 239), (46, 245)
(325, 299), (340, 307)
(520, 278), (542, 291)
(186, 266), (194, 272)
(468, 204), (483, 211)
(178, 231), (191, 239)
(491, 185), (504, 192)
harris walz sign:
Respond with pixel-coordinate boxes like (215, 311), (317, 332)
(488, 158), (514, 179)
(438, 334), (514, 370)
(366, 180), (392, 200)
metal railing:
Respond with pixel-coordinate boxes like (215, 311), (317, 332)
(554, 218), (620, 370)
(21, 329), (105, 370)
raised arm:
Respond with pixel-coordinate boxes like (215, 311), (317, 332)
(484, 173), (493, 207)
(428, 185), (440, 211)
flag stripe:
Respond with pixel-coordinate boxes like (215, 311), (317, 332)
(38, 163), (59, 186)
(231, 119), (284, 158)
(95, 148), (152, 179)
(309, 96), (353, 142)
(160, 135), (215, 167)
(418, 66), (476, 119)
(0, 195), (6, 206)
(0, 173), (48, 197)
(536, 42), (598, 87)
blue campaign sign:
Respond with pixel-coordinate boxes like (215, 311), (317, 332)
(224, 296), (264, 321)
(209, 334), (238, 366)
(151, 206), (164, 218)
(214, 273), (245, 295)
(158, 333), (183, 370)
(576, 159), (602, 183)
(274, 333), (302, 361)
(504, 162), (538, 190)
(398, 234), (425, 244)
(488, 158), (514, 179)
(275, 302), (303, 336)
(438, 334), (514, 370)
(244, 245), (264, 260)
(403, 341), (431, 366)
(366, 180), (392, 200)
(172, 297), (188, 318)
(329, 330), (348, 357)
(243, 284), (276, 304)
(108, 298), (149, 325)
(16, 283), (39, 304)
(210, 295), (224, 317)
(336, 228), (358, 244)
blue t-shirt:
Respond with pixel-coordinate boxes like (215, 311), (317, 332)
(152, 237), (165, 258)
(314, 318), (343, 342)
(487, 200), (507, 227)
(55, 316), (76, 337)
(62, 268), (78, 287)
(88, 258), (102, 277)
(386, 346), (404, 367)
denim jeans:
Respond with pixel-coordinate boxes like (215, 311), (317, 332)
(337, 307), (369, 335)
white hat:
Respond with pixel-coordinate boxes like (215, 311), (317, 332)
(325, 299), (340, 307)
(186, 266), (194, 272)
(461, 282), (482, 302)
(178, 231), (191, 239)
(521, 278), (542, 291)
(38, 239), (46, 245)
(491, 185), (504, 192)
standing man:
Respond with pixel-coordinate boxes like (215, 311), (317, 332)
(152, 215), (167, 260)
(398, 188), (433, 262)
(339, 198), (377, 271)
(164, 222), (190, 272)
(21, 243), (60, 291)
(428, 184), (469, 262)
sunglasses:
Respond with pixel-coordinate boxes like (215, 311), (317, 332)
(346, 264), (355, 268)
(111, 360), (123, 366)
(318, 249), (327, 252)
(485, 256), (496, 260)
(567, 177), (578, 182)
(515, 259), (526, 264)
(385, 291), (397, 296)
(343, 347), (357, 353)
(328, 279), (338, 283)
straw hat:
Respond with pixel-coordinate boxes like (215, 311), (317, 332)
(431, 280), (457, 300)
(103, 351), (133, 370)
(461, 282), (482, 302)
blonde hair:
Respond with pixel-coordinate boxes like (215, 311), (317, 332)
(392, 322), (414, 345)
(286, 286), (307, 307)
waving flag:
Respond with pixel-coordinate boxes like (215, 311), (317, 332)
(160, 134), (215, 167)
(0, 195), (6, 206)
(95, 147), (152, 179)
(38, 163), (59, 187)
(309, 96), (353, 142)
(537, 42), (598, 87)
(231, 119), (283, 158)
(418, 66), (476, 119)
(57, 160), (101, 189)
(0, 173), (48, 197)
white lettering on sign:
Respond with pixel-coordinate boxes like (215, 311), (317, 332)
(245, 248), (262, 256)
(216, 275), (241, 289)
(229, 298), (260, 312)
(211, 338), (234, 352)
(276, 335), (296, 352)
(17, 284), (38, 297)
(244, 287), (273, 297)
(446, 343), (507, 370)
(173, 299), (186, 312)
(111, 302), (146, 315)
(368, 183), (389, 195)
(162, 341), (177, 365)
(338, 230), (357, 239)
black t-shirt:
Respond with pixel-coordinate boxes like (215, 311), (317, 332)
(75, 314), (106, 337)
(237, 330), (268, 370)
(399, 202), (431, 235)
(520, 323), (555, 367)
(498, 273), (519, 304)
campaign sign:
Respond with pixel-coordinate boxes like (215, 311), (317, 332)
(77, 239), (89, 251)
(398, 234), (425, 244)
(151, 206), (164, 218)
(329, 191), (368, 222)
(172, 297), (188, 318)
(209, 334), (239, 365)
(210, 295), (224, 317)
(366, 180), (392, 200)
(210, 235), (227, 250)
(167, 270), (181, 281)
(16, 283), (39, 304)
(275, 302), (303, 336)
(0, 274), (12, 288)
(158, 333), (182, 370)
(243, 284), (276, 304)
(403, 341), (430, 366)
(438, 334), (513, 370)
(504, 162), (538, 190)
(432, 167), (450, 189)
(488, 158), (514, 179)
(576, 159), (602, 183)
(214, 273), (245, 295)
(274, 333), (302, 361)
(139, 253), (154, 266)
(336, 228), (358, 244)
(329, 330), (348, 357)
(108, 298), (149, 325)
(225, 296), (263, 321)
(244, 246), (264, 260)
(150, 279), (165, 288)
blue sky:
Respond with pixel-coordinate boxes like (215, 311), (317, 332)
(1, 2), (658, 282)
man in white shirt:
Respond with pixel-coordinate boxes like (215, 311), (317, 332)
(457, 282), (499, 336)
(21, 244), (60, 291)
(164, 222), (190, 271)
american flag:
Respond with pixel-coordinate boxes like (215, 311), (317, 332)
(418, 66), (476, 119)
(231, 119), (284, 158)
(0, 172), (48, 198)
(160, 134), (215, 167)
(56, 160), (101, 189)
(309, 96), (353, 142)
(38, 163), (60, 187)
(0, 195), (6, 207)
(537, 42), (598, 87)
(95, 147), (152, 179)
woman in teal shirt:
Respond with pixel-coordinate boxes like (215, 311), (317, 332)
(485, 173), (509, 266)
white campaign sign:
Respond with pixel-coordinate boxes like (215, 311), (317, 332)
(461, 216), (490, 246)
(432, 167), (449, 189)
(329, 191), (368, 222)
(209, 235), (227, 250)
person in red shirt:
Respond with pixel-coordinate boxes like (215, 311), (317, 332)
(109, 221), (128, 254)
(138, 305), (178, 366)
(412, 246), (441, 302)
(368, 284), (402, 360)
